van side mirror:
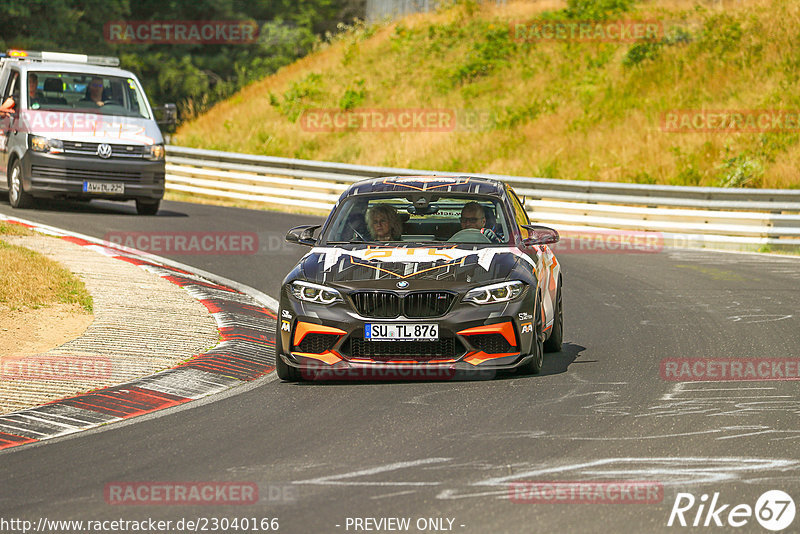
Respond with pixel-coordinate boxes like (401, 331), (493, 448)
(156, 103), (177, 126)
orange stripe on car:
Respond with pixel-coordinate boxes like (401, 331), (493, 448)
(457, 321), (517, 347)
(293, 321), (347, 346)
(463, 351), (519, 366)
(292, 351), (343, 365)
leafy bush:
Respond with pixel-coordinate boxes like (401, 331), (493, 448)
(270, 73), (325, 122)
(698, 13), (743, 55)
(339, 79), (367, 110)
(623, 41), (662, 66)
(564, 0), (635, 21)
(716, 154), (764, 187)
(449, 23), (515, 86)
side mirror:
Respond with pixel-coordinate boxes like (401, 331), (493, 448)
(286, 225), (321, 247)
(521, 225), (559, 246)
(156, 103), (177, 126)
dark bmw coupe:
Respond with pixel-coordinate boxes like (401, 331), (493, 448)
(276, 176), (563, 381)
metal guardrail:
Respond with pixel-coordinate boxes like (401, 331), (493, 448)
(165, 145), (800, 251)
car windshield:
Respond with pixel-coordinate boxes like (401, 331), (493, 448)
(28, 71), (150, 118)
(323, 195), (511, 245)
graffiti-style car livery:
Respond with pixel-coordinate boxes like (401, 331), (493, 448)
(276, 176), (563, 380)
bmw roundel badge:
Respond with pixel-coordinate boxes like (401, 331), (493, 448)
(397, 281), (409, 289)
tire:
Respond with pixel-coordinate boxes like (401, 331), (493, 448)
(276, 354), (300, 381)
(8, 160), (35, 209)
(518, 291), (544, 375)
(543, 279), (563, 353)
(135, 199), (160, 215)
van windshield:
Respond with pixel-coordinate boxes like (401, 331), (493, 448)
(28, 71), (150, 119)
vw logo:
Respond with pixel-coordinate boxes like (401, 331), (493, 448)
(396, 281), (409, 289)
(96, 143), (113, 159)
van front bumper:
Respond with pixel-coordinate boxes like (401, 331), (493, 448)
(22, 151), (165, 201)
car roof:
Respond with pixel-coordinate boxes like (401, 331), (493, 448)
(342, 176), (507, 198)
(8, 61), (137, 78)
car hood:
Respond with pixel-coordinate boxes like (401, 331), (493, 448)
(299, 245), (535, 287)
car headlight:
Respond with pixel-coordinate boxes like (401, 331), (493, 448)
(30, 135), (63, 154)
(463, 280), (526, 305)
(290, 281), (342, 304)
(144, 143), (165, 161)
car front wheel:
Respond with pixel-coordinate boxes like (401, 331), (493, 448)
(518, 292), (544, 375)
(276, 354), (300, 381)
(544, 279), (563, 353)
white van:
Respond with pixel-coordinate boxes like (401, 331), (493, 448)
(0, 50), (172, 215)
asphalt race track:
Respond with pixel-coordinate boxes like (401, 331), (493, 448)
(2, 197), (800, 533)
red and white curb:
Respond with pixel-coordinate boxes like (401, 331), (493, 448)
(0, 215), (277, 451)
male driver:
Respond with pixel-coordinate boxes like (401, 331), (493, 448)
(84, 77), (106, 107)
(0, 73), (38, 114)
(460, 202), (500, 242)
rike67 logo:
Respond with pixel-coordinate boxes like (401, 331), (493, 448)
(668, 490), (795, 531)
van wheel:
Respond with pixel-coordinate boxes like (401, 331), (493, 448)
(136, 199), (160, 215)
(8, 160), (35, 209)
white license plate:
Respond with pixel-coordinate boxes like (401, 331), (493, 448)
(83, 181), (124, 194)
(365, 323), (438, 341)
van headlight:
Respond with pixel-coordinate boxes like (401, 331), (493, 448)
(463, 281), (526, 304)
(144, 144), (165, 161)
(290, 281), (342, 305)
(30, 136), (63, 154)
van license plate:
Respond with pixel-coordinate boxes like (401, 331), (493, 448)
(83, 181), (124, 194)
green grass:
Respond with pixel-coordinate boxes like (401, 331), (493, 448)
(0, 222), (34, 236)
(0, 239), (93, 313)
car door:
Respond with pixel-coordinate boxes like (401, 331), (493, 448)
(508, 186), (558, 328)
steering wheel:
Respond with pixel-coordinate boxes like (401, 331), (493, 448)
(448, 228), (491, 243)
(346, 221), (368, 242)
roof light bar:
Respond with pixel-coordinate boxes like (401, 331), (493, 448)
(4, 50), (120, 67)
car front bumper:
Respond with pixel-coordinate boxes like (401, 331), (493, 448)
(276, 285), (540, 380)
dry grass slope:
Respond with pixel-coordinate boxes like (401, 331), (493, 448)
(175, 0), (800, 189)
(0, 226), (93, 313)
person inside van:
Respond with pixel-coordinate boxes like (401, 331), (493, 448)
(0, 73), (38, 114)
(84, 76), (106, 107)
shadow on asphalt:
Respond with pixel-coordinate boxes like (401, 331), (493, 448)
(1, 195), (188, 217)
(539, 342), (585, 377)
(278, 342), (587, 386)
